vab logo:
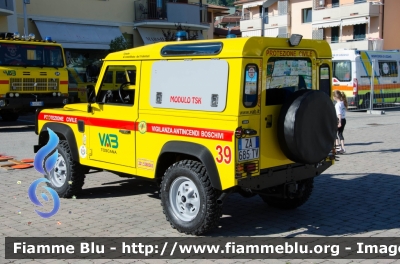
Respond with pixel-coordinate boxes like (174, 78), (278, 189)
(99, 133), (119, 148)
(3, 70), (16, 76)
(29, 128), (60, 218)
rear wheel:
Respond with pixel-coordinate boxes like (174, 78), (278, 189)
(259, 178), (314, 209)
(1, 111), (19, 121)
(160, 160), (222, 235)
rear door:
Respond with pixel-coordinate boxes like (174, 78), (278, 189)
(236, 59), (262, 177)
(260, 49), (316, 169)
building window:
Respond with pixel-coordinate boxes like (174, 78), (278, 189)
(331, 26), (339, 43)
(354, 0), (367, 3)
(302, 8), (312, 23)
(332, 0), (339, 7)
(353, 24), (366, 40)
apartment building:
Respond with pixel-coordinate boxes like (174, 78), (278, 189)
(1, 0), (218, 64)
(235, 0), (399, 50)
(0, 0), (15, 33)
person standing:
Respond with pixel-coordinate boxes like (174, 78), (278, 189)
(333, 90), (348, 154)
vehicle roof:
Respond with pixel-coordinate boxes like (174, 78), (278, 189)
(105, 37), (332, 61)
(0, 39), (63, 47)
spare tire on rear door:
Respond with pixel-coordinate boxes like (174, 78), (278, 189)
(277, 90), (337, 164)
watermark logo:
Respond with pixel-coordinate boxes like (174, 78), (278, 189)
(28, 178), (60, 218)
(29, 128), (60, 218)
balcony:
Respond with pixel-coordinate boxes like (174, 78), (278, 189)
(0, 0), (14, 16)
(134, 1), (209, 30)
(328, 38), (384, 50)
(268, 13), (290, 28)
(240, 16), (262, 31)
(313, 1), (380, 23)
(240, 13), (290, 32)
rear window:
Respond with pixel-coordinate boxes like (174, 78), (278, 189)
(378, 61), (398, 77)
(243, 64), (259, 108)
(333, 60), (351, 82)
(265, 58), (312, 106)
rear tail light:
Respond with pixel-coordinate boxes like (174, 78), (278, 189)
(236, 161), (258, 178)
(353, 78), (358, 96)
(235, 127), (244, 138)
(244, 163), (257, 173)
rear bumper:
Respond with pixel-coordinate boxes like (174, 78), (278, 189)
(237, 160), (333, 190)
(0, 96), (68, 111)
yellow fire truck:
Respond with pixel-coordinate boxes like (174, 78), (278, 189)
(0, 33), (69, 121)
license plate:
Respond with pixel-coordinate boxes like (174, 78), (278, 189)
(238, 137), (259, 162)
(30, 101), (44, 106)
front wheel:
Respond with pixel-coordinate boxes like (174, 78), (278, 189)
(45, 140), (85, 198)
(259, 178), (314, 210)
(160, 160), (222, 235)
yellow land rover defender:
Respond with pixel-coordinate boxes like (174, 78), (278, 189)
(0, 33), (69, 121)
(34, 35), (337, 235)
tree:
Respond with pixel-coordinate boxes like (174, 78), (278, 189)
(109, 36), (129, 52)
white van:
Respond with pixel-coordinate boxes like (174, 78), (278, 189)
(332, 50), (400, 109)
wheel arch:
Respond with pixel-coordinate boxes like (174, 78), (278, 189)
(38, 123), (79, 161)
(156, 141), (222, 190)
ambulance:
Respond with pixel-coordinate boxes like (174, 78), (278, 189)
(332, 49), (400, 109)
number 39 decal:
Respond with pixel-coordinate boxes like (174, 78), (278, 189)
(216, 145), (231, 164)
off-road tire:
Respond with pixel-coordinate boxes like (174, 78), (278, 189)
(1, 112), (19, 121)
(45, 140), (85, 198)
(160, 160), (222, 235)
(259, 178), (314, 209)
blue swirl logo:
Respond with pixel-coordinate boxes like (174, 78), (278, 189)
(34, 128), (59, 176)
(28, 178), (60, 218)
(29, 128), (60, 218)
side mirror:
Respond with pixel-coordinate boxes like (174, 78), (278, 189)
(86, 85), (95, 103)
(86, 85), (95, 113)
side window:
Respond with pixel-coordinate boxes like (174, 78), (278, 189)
(265, 58), (312, 106)
(97, 65), (136, 105)
(378, 61), (398, 77)
(333, 60), (351, 82)
(104, 71), (113, 83)
(319, 64), (331, 96)
(116, 70), (136, 84)
(243, 64), (259, 108)
(116, 71), (126, 84)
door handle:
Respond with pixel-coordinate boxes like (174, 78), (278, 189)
(119, 129), (131, 134)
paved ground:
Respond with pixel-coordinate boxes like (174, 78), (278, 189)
(1, 109), (400, 263)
